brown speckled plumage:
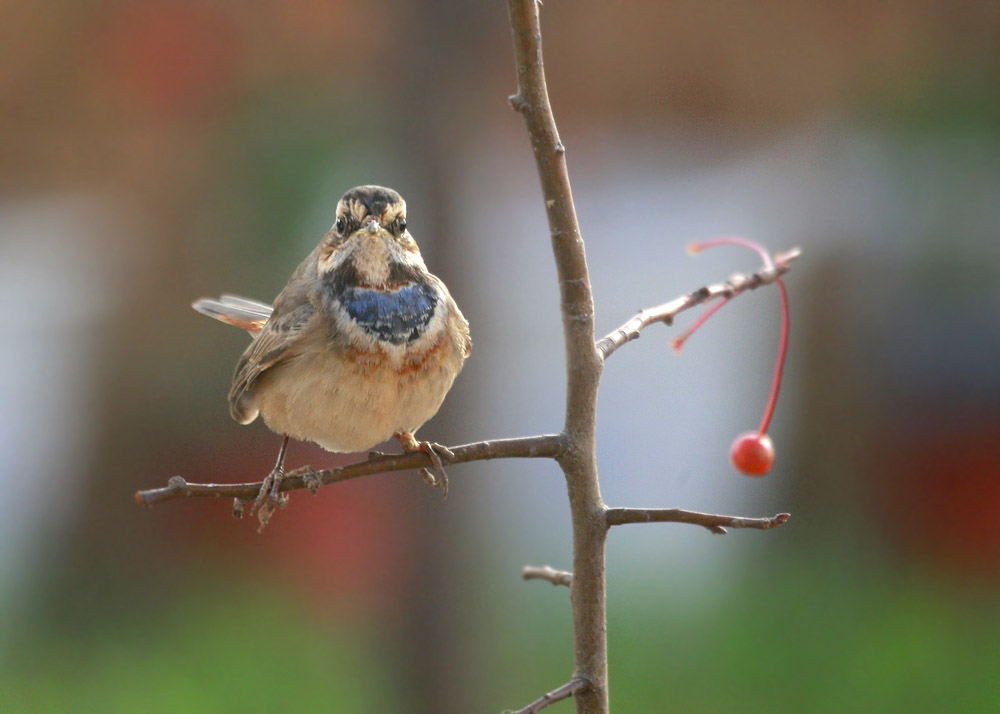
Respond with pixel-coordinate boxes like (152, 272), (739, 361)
(192, 185), (471, 455)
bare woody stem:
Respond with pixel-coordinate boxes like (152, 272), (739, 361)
(135, 435), (564, 507)
(507, 1), (609, 712)
(510, 678), (591, 714)
(606, 508), (790, 535)
(523, 565), (574, 588)
(597, 248), (800, 361)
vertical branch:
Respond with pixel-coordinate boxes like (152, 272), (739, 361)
(507, 1), (609, 712)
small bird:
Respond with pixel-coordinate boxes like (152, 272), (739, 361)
(193, 186), (471, 528)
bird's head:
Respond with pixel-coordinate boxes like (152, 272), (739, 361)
(318, 185), (424, 286)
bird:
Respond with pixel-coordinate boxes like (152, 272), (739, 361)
(193, 185), (472, 528)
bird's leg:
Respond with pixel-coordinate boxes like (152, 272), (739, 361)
(251, 435), (290, 531)
(394, 431), (454, 499)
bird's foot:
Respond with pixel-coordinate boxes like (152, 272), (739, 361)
(395, 432), (454, 499)
(250, 465), (288, 532)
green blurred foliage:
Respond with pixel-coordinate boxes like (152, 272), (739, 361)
(613, 564), (999, 712)
(1, 584), (395, 714)
(493, 556), (1000, 713)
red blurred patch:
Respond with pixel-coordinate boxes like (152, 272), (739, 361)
(96, 2), (239, 118)
(879, 422), (1000, 576)
(166, 436), (412, 616)
(263, 442), (413, 610)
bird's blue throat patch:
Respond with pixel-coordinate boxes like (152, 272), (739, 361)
(336, 282), (438, 344)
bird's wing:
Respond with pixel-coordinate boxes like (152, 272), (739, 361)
(430, 274), (472, 358)
(192, 294), (274, 335)
(228, 301), (316, 424)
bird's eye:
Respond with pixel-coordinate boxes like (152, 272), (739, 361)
(335, 217), (345, 233)
(398, 219), (407, 232)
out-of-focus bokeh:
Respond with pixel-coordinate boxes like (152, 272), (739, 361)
(2, 2), (999, 712)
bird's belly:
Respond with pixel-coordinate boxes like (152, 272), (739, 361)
(253, 333), (461, 453)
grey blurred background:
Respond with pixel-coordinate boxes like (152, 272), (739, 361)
(2, 2), (999, 712)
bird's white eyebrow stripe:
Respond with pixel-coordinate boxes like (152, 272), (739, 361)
(336, 198), (406, 226)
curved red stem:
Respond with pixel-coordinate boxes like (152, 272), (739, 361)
(681, 236), (789, 438)
(672, 297), (730, 353)
(689, 236), (773, 268)
(758, 277), (789, 435)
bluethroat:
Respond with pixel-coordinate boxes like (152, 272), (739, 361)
(193, 186), (472, 527)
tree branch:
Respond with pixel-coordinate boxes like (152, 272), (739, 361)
(135, 434), (564, 507)
(508, 678), (590, 714)
(127, 2), (797, 711)
(606, 507), (790, 534)
(507, 1), (609, 711)
(523, 565), (574, 588)
(596, 247), (800, 361)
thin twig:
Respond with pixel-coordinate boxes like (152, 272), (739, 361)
(508, 678), (590, 714)
(135, 434), (564, 507)
(596, 248), (800, 361)
(523, 565), (574, 587)
(606, 507), (790, 534)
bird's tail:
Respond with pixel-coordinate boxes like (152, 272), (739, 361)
(192, 294), (273, 335)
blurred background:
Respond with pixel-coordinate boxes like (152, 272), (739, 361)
(2, 1), (999, 712)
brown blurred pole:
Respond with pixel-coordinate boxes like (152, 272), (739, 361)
(381, 2), (498, 712)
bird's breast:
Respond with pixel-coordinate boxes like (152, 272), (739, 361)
(254, 324), (465, 453)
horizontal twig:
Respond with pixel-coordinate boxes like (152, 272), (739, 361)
(135, 434), (564, 507)
(507, 678), (590, 714)
(522, 565), (574, 588)
(605, 507), (790, 535)
(596, 247), (800, 360)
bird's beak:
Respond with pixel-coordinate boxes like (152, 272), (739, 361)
(365, 219), (380, 234)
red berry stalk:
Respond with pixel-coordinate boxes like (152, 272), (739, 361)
(674, 237), (790, 477)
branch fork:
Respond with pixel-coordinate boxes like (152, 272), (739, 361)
(508, 678), (590, 714)
(137, 2), (798, 712)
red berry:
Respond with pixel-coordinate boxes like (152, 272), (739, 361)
(678, 237), (791, 477)
(730, 432), (774, 477)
